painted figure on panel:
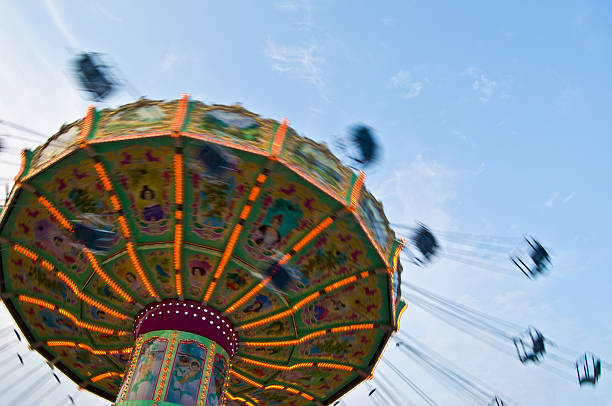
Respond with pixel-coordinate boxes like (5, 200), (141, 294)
(165, 341), (207, 406)
(127, 338), (167, 401)
(206, 354), (227, 406)
(250, 198), (303, 252)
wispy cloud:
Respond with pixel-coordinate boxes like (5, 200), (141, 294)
(267, 38), (326, 94)
(381, 17), (396, 27)
(562, 192), (575, 204)
(275, 0), (314, 28)
(452, 129), (468, 143)
(467, 67), (497, 103)
(43, 0), (78, 48)
(545, 191), (574, 207)
(162, 52), (177, 72)
(545, 192), (559, 207)
(389, 70), (425, 99)
(373, 154), (458, 229)
(94, 2), (122, 23)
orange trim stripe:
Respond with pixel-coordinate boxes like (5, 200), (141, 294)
(174, 154), (183, 204)
(350, 171), (366, 208)
(226, 393), (257, 405)
(156, 331), (177, 401)
(94, 163), (113, 191)
(317, 362), (354, 371)
(271, 118), (289, 157)
(38, 196), (73, 231)
(12, 243), (127, 320)
(230, 370), (263, 388)
(77, 106), (95, 144)
(226, 217), (334, 315)
(324, 275), (358, 292)
(91, 371), (124, 383)
(18, 295), (128, 335)
(14, 149), (28, 182)
(84, 249), (134, 302)
(126, 242), (156, 298)
(56, 272), (127, 320)
(118, 216), (131, 239)
(171, 94), (189, 132)
(110, 195), (121, 211)
(174, 222), (183, 296)
(231, 370), (317, 402)
(241, 358), (313, 371)
(94, 161), (158, 299)
(203, 173), (267, 302)
(240, 357), (354, 372)
(46, 341), (131, 356)
(392, 238), (405, 271)
(13, 244), (38, 261)
(242, 324), (374, 347)
(291, 216), (333, 254)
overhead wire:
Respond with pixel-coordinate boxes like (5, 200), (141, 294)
(397, 332), (518, 405)
(381, 357), (438, 406)
(394, 340), (488, 405)
(363, 381), (385, 406)
(372, 374), (413, 406)
(400, 294), (518, 358)
(403, 283), (524, 331)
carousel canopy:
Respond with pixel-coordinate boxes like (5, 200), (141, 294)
(0, 95), (404, 405)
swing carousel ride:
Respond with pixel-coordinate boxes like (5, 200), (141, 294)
(0, 95), (407, 405)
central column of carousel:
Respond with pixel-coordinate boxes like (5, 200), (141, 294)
(115, 299), (238, 406)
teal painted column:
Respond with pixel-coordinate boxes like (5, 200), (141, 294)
(115, 300), (237, 406)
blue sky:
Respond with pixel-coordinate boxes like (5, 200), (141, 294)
(0, 1), (611, 405)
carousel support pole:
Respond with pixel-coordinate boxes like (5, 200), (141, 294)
(115, 300), (237, 406)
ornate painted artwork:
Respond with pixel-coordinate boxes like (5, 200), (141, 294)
(237, 169), (336, 269)
(106, 253), (150, 303)
(358, 190), (394, 258)
(281, 131), (354, 200)
(298, 275), (387, 330)
(182, 247), (218, 300)
(239, 315), (295, 340)
(95, 99), (177, 139)
(165, 340), (208, 406)
(7, 192), (91, 279)
(141, 247), (175, 297)
(183, 138), (265, 247)
(4, 250), (78, 309)
(285, 217), (380, 295)
(95, 141), (175, 240)
(0, 97), (401, 404)
(18, 302), (86, 341)
(210, 262), (257, 309)
(126, 337), (168, 401)
(205, 353), (228, 406)
(248, 388), (311, 406)
(295, 329), (386, 366)
(273, 368), (355, 400)
(31, 121), (82, 169)
(238, 344), (293, 363)
(84, 274), (136, 314)
(185, 103), (276, 151)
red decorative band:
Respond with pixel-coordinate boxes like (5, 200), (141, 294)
(133, 299), (237, 358)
